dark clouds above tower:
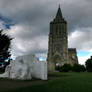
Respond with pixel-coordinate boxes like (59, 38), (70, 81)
(0, 0), (92, 64)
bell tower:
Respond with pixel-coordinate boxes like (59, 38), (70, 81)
(47, 5), (68, 71)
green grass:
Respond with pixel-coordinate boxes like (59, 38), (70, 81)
(3, 72), (92, 92)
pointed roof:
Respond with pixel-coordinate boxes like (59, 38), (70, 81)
(55, 5), (63, 19)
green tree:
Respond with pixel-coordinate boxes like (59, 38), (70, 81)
(72, 64), (86, 72)
(85, 56), (92, 72)
(59, 64), (72, 72)
(0, 29), (12, 65)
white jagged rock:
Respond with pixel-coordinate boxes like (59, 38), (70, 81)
(0, 54), (47, 80)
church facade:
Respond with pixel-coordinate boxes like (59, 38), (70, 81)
(47, 6), (78, 71)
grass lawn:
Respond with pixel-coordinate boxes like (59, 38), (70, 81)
(2, 72), (92, 92)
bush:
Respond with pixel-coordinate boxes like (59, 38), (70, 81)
(72, 64), (86, 72)
(59, 64), (72, 72)
(85, 56), (92, 72)
(59, 64), (86, 72)
(55, 66), (60, 71)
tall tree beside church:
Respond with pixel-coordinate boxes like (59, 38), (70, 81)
(0, 29), (12, 63)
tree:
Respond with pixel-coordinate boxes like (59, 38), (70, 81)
(72, 64), (86, 72)
(59, 64), (72, 72)
(59, 64), (86, 72)
(0, 29), (12, 70)
(85, 56), (92, 72)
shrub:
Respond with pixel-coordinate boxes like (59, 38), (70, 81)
(59, 64), (72, 72)
(85, 56), (92, 72)
(55, 66), (60, 71)
(72, 64), (86, 72)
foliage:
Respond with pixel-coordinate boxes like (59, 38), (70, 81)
(85, 56), (92, 72)
(59, 63), (86, 72)
(0, 29), (12, 71)
(72, 64), (86, 72)
(55, 66), (60, 71)
(59, 64), (72, 72)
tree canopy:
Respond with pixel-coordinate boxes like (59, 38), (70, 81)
(85, 56), (92, 72)
(0, 29), (12, 63)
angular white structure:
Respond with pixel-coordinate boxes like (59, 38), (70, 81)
(0, 54), (47, 80)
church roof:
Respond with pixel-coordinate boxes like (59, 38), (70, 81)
(50, 5), (67, 23)
(55, 5), (63, 19)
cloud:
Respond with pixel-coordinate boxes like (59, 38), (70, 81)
(0, 0), (91, 64)
(68, 27), (92, 51)
(4, 24), (48, 57)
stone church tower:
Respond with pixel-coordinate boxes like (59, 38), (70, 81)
(47, 6), (78, 71)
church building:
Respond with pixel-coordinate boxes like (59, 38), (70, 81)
(47, 6), (78, 71)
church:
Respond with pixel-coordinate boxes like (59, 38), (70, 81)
(47, 6), (78, 71)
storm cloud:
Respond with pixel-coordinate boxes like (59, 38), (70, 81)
(0, 0), (92, 64)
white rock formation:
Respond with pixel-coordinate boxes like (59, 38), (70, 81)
(0, 54), (47, 80)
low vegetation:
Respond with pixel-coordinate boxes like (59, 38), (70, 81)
(56, 64), (86, 72)
(3, 72), (92, 92)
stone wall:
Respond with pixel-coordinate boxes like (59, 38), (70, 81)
(68, 48), (78, 65)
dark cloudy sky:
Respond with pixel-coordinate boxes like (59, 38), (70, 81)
(0, 0), (92, 64)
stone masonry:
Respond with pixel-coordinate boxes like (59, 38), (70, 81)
(47, 6), (78, 72)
